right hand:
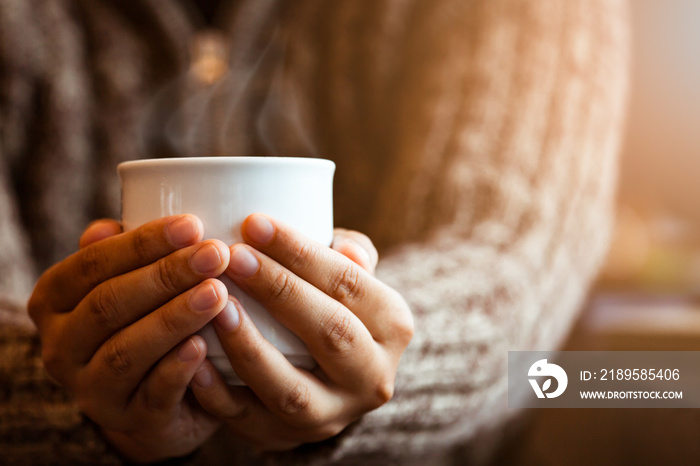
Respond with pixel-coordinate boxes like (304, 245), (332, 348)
(28, 214), (230, 462)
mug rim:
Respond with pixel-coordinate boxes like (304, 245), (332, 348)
(118, 156), (334, 172)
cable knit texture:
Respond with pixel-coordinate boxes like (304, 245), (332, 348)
(0, 0), (628, 464)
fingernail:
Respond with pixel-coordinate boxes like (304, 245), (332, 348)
(193, 365), (213, 388)
(166, 216), (200, 247)
(215, 299), (241, 332)
(229, 246), (259, 278)
(178, 337), (200, 362)
(245, 214), (275, 244)
(190, 243), (222, 274)
(190, 282), (219, 311)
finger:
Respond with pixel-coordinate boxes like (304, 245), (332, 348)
(190, 360), (306, 451)
(59, 239), (230, 368)
(239, 214), (407, 344)
(35, 214), (204, 316)
(331, 228), (378, 274)
(80, 278), (228, 409)
(79, 219), (123, 249)
(133, 336), (207, 416)
(101, 336), (220, 448)
(213, 297), (340, 426)
(207, 298), (346, 428)
(224, 247), (387, 391)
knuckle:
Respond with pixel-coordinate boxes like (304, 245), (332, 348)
(156, 305), (183, 337)
(278, 381), (311, 417)
(372, 376), (395, 407)
(153, 257), (182, 296)
(287, 240), (316, 271)
(319, 310), (357, 357)
(130, 231), (152, 263)
(78, 245), (107, 282)
(237, 339), (265, 366)
(90, 282), (123, 330)
(102, 338), (133, 377)
(266, 270), (297, 304)
(328, 264), (364, 303)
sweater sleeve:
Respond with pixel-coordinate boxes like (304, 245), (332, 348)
(0, 1), (38, 305)
(260, 0), (629, 464)
(0, 2), (127, 464)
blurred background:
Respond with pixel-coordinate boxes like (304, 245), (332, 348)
(602, 0), (700, 295)
(499, 1), (700, 463)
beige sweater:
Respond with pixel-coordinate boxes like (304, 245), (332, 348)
(0, 0), (628, 464)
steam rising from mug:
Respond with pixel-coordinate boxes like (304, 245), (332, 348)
(139, 25), (318, 159)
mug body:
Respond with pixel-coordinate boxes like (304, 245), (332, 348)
(119, 156), (335, 384)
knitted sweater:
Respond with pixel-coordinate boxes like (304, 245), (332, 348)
(0, 0), (628, 464)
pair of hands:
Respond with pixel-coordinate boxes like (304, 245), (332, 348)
(28, 213), (413, 462)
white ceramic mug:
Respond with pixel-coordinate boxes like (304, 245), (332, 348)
(118, 156), (335, 384)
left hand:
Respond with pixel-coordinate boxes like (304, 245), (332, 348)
(190, 214), (414, 451)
